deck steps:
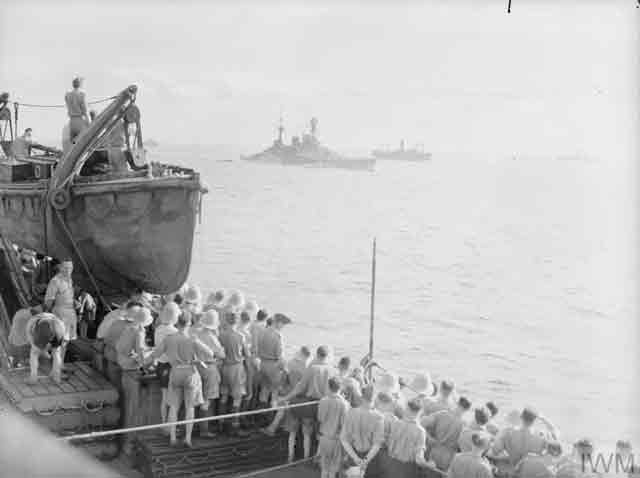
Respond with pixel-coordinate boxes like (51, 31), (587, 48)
(134, 430), (289, 478)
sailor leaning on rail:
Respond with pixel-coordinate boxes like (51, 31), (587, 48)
(43, 281), (595, 477)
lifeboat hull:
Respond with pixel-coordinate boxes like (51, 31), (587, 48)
(0, 174), (205, 296)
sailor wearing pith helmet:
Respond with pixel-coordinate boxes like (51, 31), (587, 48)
(115, 307), (153, 370)
(375, 372), (405, 417)
(375, 372), (400, 395)
(191, 310), (226, 436)
(218, 290), (245, 332)
(243, 300), (260, 321)
(182, 285), (203, 314)
(404, 372), (434, 408)
(218, 313), (250, 435)
(408, 372), (437, 397)
(205, 290), (228, 312)
(257, 313), (291, 407)
(154, 302), (181, 428)
(225, 290), (246, 313)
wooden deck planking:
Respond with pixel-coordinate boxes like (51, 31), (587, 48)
(2, 360), (119, 419)
(11, 381), (36, 398)
(39, 378), (65, 395)
(0, 375), (22, 402)
(75, 361), (112, 388)
(72, 363), (105, 391)
(56, 380), (76, 394)
(65, 374), (90, 392)
(28, 382), (50, 396)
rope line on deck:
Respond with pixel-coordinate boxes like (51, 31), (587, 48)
(232, 457), (315, 478)
(59, 400), (320, 441)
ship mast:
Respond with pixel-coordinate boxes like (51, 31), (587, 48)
(277, 113), (284, 143)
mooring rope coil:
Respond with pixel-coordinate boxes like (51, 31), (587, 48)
(59, 400), (321, 441)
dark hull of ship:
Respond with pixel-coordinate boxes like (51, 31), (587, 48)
(242, 151), (375, 171)
(282, 155), (375, 171)
(0, 172), (205, 295)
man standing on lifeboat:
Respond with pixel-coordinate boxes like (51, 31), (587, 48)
(63, 76), (91, 150)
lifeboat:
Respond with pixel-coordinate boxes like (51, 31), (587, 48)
(0, 85), (207, 297)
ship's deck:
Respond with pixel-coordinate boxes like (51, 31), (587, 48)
(256, 462), (319, 478)
(0, 361), (117, 413)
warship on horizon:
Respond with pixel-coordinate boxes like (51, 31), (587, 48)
(241, 117), (375, 171)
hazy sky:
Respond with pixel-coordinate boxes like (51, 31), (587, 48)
(1, 1), (637, 156)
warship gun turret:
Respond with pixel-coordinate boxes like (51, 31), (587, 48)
(242, 117), (375, 171)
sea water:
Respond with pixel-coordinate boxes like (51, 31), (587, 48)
(158, 149), (639, 449)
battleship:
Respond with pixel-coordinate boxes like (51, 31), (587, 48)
(372, 140), (432, 162)
(242, 117), (376, 171)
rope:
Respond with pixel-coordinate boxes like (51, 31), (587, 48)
(10, 96), (117, 109)
(52, 208), (112, 313)
(232, 457), (315, 478)
(59, 400), (320, 441)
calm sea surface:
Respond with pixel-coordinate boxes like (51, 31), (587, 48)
(158, 149), (639, 449)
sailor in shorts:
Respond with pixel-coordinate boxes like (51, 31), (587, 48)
(146, 310), (214, 447)
(279, 345), (334, 462)
(191, 310), (226, 437)
(153, 302), (180, 429)
(218, 312), (250, 436)
(26, 313), (66, 384)
(317, 377), (350, 478)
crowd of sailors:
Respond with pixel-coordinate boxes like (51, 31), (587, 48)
(6, 257), (637, 478)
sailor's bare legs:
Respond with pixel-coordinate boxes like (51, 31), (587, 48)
(260, 388), (282, 434)
(168, 405), (179, 445)
(199, 399), (217, 437)
(184, 407), (195, 447)
(59, 343), (67, 371)
(49, 347), (62, 383)
(302, 420), (312, 459)
(287, 431), (297, 462)
(160, 389), (170, 434)
(230, 397), (243, 433)
(28, 346), (40, 384)
(263, 408), (285, 435)
(285, 424), (310, 461)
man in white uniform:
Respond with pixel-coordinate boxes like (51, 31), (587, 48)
(44, 259), (77, 367)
